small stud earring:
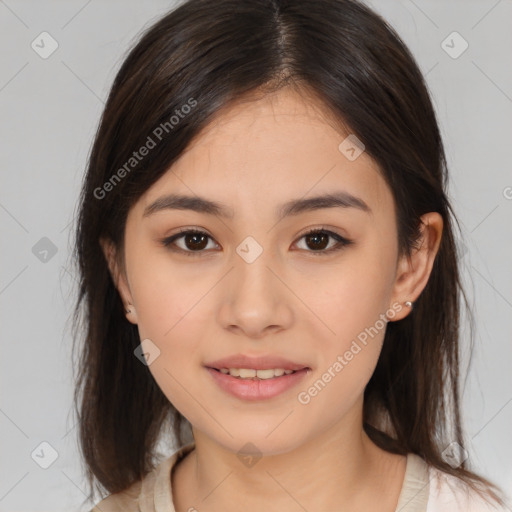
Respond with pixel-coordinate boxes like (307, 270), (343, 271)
(404, 301), (413, 308)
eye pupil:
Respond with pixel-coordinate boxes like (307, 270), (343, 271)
(306, 232), (329, 251)
(185, 233), (208, 250)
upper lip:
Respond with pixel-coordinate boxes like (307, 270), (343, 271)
(205, 354), (310, 371)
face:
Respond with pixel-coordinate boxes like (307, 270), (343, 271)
(110, 87), (416, 455)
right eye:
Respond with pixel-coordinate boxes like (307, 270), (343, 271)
(160, 228), (219, 256)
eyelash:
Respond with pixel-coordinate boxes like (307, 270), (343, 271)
(160, 226), (353, 257)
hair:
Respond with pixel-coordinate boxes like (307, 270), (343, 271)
(71, 0), (507, 507)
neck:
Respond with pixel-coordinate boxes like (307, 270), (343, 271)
(172, 402), (406, 512)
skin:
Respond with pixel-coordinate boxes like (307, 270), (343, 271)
(102, 86), (443, 512)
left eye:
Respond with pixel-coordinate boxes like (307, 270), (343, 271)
(295, 228), (352, 254)
(160, 228), (353, 256)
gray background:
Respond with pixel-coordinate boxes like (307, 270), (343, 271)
(1, 0), (511, 510)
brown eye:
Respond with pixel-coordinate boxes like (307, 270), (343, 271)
(294, 228), (353, 256)
(161, 227), (353, 257)
(161, 229), (218, 256)
(182, 232), (209, 251)
(304, 232), (330, 251)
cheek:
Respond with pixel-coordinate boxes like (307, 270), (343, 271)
(128, 258), (213, 411)
(303, 250), (394, 339)
(295, 285), (389, 421)
(297, 242), (396, 387)
(129, 246), (212, 337)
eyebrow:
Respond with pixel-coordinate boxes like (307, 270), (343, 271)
(143, 191), (371, 220)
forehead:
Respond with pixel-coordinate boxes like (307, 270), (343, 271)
(136, 88), (393, 220)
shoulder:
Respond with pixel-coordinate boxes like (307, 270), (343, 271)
(89, 442), (196, 512)
(427, 464), (510, 512)
(90, 479), (143, 512)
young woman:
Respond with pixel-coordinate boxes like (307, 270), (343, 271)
(71, 0), (510, 510)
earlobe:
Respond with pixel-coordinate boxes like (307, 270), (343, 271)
(125, 303), (138, 323)
(388, 212), (443, 322)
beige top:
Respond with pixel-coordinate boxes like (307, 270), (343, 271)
(90, 443), (508, 512)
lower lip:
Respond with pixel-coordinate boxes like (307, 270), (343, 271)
(205, 367), (309, 401)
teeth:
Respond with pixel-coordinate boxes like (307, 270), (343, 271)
(219, 368), (296, 379)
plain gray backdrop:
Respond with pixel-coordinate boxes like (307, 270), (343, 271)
(1, 0), (511, 510)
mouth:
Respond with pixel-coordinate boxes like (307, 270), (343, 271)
(206, 367), (309, 380)
(205, 366), (311, 401)
(204, 354), (310, 374)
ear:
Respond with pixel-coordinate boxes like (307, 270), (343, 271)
(388, 212), (443, 321)
(99, 237), (138, 324)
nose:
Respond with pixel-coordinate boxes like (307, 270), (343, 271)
(217, 248), (294, 339)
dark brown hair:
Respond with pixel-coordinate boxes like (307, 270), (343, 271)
(71, 0), (506, 507)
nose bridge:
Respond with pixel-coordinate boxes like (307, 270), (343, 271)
(233, 233), (279, 298)
(218, 233), (294, 335)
